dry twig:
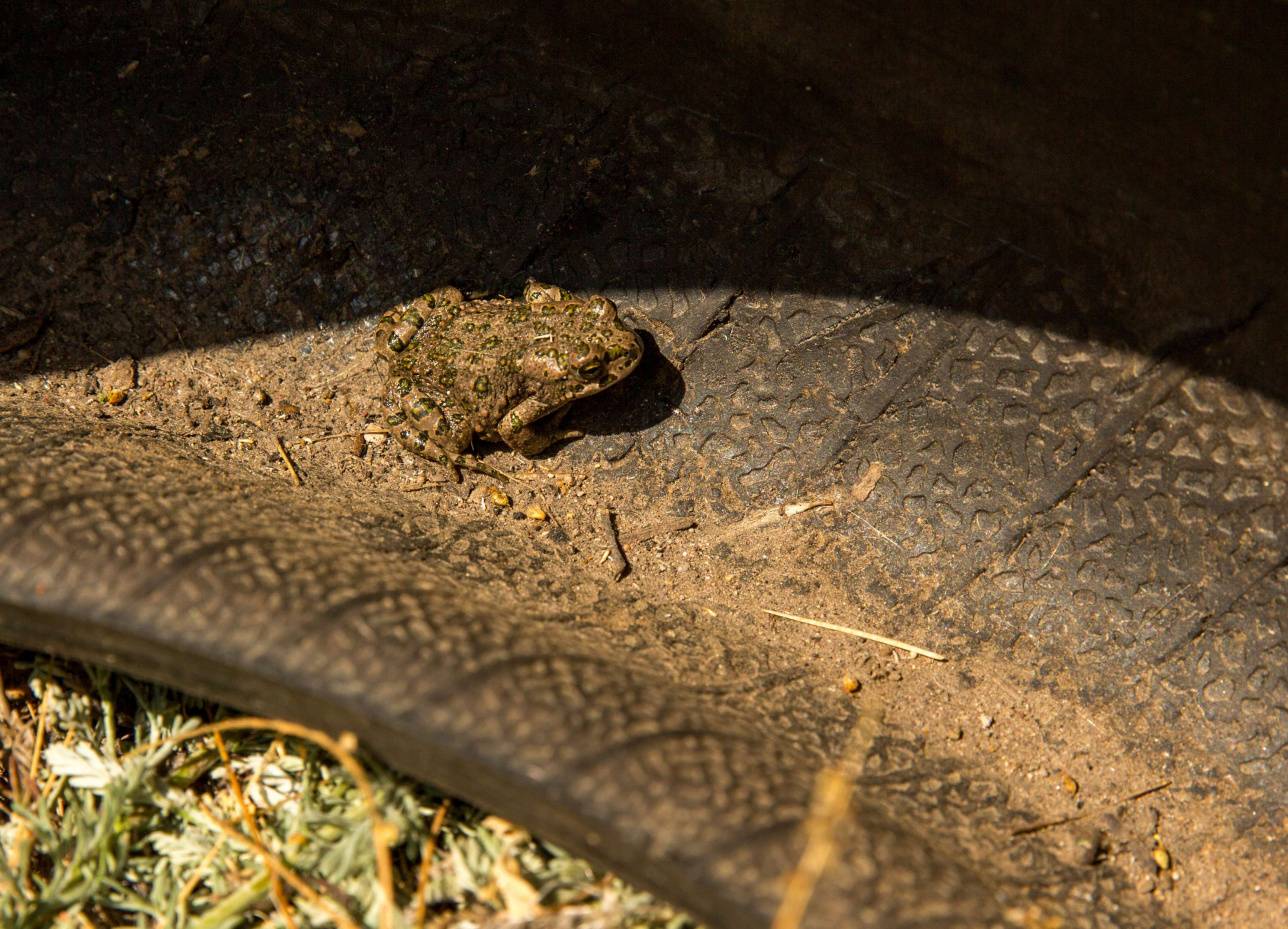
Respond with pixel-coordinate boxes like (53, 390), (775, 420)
(772, 697), (884, 929)
(761, 609), (946, 661)
(274, 436), (304, 486)
(1011, 780), (1172, 837)
(214, 731), (298, 929)
(197, 802), (365, 929)
(709, 499), (834, 542)
(412, 799), (451, 929)
(597, 508), (628, 580)
(619, 516), (697, 545)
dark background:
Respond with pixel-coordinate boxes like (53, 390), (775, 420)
(3, 1), (1285, 398)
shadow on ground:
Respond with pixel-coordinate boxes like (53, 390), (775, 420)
(3, 1), (1285, 403)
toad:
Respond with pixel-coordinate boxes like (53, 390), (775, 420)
(373, 281), (643, 475)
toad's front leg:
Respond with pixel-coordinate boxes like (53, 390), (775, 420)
(496, 399), (581, 456)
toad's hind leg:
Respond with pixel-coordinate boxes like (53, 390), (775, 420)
(373, 304), (424, 362)
(384, 408), (464, 480)
(382, 381), (478, 479)
(386, 405), (512, 484)
(373, 287), (464, 362)
(403, 388), (473, 456)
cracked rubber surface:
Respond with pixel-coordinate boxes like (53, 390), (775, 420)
(2, 2), (1287, 926)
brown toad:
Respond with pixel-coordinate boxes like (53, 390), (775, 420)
(373, 281), (643, 473)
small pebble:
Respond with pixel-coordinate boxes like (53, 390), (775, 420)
(252, 387), (271, 406)
(980, 714), (995, 730)
(841, 675), (861, 694)
(98, 356), (137, 393)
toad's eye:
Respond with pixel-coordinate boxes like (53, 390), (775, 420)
(577, 361), (603, 380)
